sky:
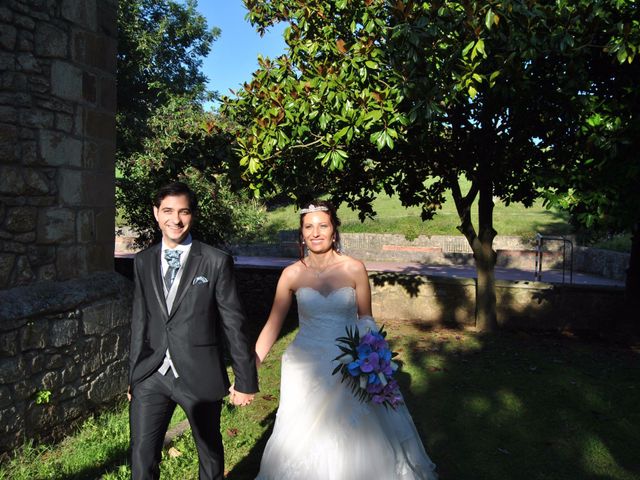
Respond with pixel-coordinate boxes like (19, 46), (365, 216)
(196, 2), (287, 105)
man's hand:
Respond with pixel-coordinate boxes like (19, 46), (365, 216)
(228, 385), (254, 407)
(127, 385), (132, 402)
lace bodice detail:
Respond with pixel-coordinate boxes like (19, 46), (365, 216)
(294, 287), (358, 344)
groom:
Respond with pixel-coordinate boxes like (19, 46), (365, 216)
(128, 181), (258, 480)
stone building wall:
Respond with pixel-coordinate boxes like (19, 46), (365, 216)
(0, 0), (128, 454)
(0, 273), (131, 453)
(0, 0), (117, 287)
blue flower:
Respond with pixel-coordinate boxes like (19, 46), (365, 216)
(379, 348), (392, 363)
(347, 360), (362, 377)
(356, 343), (372, 359)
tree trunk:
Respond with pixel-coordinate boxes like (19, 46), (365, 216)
(473, 182), (498, 332)
(624, 222), (640, 332)
(449, 174), (499, 332)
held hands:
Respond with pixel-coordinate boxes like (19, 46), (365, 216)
(228, 384), (255, 407)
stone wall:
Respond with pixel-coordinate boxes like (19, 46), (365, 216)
(368, 272), (624, 330)
(574, 246), (630, 281)
(0, 0), (117, 287)
(0, 0), (125, 455)
(234, 266), (299, 339)
(495, 280), (625, 331)
(230, 233), (630, 280)
(0, 272), (132, 453)
(117, 258), (624, 335)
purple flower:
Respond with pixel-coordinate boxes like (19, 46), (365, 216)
(366, 381), (383, 394)
(360, 332), (377, 346)
(359, 352), (379, 373)
(370, 332), (388, 350)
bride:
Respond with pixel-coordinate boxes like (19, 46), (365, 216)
(246, 200), (437, 479)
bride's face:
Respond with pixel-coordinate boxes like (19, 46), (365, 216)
(302, 211), (335, 253)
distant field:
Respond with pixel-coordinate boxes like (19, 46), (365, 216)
(115, 180), (629, 252)
(264, 192), (574, 241)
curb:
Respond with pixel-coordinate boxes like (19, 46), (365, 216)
(163, 419), (191, 448)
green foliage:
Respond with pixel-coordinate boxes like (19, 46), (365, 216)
(590, 234), (632, 253)
(538, 1), (640, 241)
(116, 1), (266, 246)
(227, 0), (638, 231)
(34, 390), (51, 405)
(116, 97), (266, 247)
(117, 0), (217, 158)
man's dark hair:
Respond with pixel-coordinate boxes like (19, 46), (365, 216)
(153, 182), (198, 212)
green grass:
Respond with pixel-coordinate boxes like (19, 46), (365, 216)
(116, 191), (575, 246)
(262, 191), (573, 241)
(2, 325), (638, 480)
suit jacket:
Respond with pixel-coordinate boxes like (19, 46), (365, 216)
(128, 240), (259, 401)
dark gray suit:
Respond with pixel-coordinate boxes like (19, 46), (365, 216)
(129, 240), (258, 479)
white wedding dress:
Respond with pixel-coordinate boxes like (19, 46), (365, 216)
(256, 286), (438, 480)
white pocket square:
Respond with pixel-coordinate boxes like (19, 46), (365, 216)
(192, 276), (208, 285)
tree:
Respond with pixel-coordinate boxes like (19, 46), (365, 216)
(116, 97), (266, 246)
(223, 0), (639, 331)
(542, 16), (640, 327)
(117, 0), (217, 159)
(116, 0), (266, 246)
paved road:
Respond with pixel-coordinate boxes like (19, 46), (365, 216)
(232, 256), (625, 288)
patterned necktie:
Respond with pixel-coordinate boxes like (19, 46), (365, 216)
(164, 249), (182, 291)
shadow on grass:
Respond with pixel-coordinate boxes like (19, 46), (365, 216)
(399, 327), (638, 479)
(369, 265), (638, 479)
(37, 443), (129, 480)
(531, 208), (574, 236)
(225, 410), (276, 480)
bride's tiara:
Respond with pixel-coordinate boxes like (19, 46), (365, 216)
(298, 204), (329, 215)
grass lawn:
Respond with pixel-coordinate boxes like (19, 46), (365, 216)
(2, 324), (638, 480)
(262, 191), (573, 242)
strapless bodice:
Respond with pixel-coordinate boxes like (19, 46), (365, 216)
(293, 286), (358, 344)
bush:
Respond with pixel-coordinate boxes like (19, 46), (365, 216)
(116, 96), (266, 248)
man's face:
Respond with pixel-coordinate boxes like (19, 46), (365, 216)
(153, 194), (193, 248)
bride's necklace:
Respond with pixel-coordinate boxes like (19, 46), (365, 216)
(307, 258), (336, 278)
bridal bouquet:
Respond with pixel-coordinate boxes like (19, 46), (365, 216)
(332, 324), (403, 409)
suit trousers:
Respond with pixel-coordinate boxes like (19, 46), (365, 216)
(130, 371), (224, 480)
